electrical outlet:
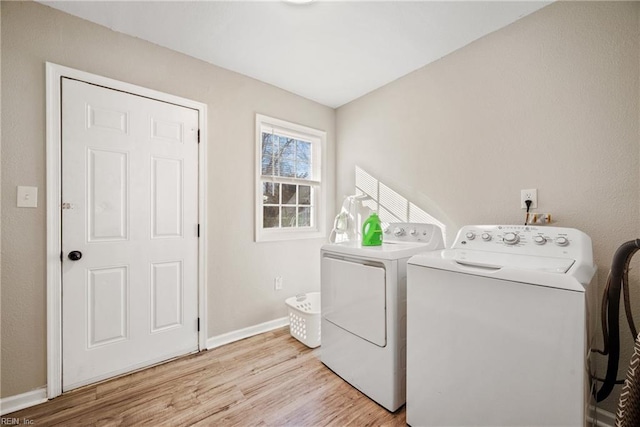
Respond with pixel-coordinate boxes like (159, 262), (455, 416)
(274, 276), (283, 291)
(520, 189), (538, 209)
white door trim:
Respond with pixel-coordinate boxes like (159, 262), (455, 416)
(45, 62), (208, 399)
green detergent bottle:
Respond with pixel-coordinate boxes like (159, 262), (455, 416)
(362, 212), (383, 246)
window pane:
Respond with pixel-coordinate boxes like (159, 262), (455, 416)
(262, 182), (279, 204)
(279, 158), (295, 177)
(261, 133), (274, 175)
(296, 161), (310, 179)
(298, 207), (311, 227)
(282, 184), (297, 205)
(296, 141), (311, 162)
(282, 207), (297, 227)
(261, 132), (273, 155)
(280, 137), (295, 159)
(298, 185), (311, 205)
(263, 206), (279, 228)
(261, 156), (273, 175)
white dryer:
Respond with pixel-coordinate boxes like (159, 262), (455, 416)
(406, 225), (597, 427)
(321, 223), (444, 412)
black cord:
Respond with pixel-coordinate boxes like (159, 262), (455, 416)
(524, 199), (532, 225)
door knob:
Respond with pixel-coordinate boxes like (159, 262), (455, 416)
(68, 251), (83, 261)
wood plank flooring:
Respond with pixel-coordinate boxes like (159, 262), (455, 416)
(6, 327), (406, 426)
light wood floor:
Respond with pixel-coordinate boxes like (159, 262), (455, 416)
(7, 327), (406, 426)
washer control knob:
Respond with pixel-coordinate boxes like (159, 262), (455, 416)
(465, 232), (476, 240)
(481, 233), (492, 241)
(410, 228), (418, 237)
(555, 236), (569, 246)
(533, 236), (547, 245)
(394, 227), (405, 237)
(503, 232), (519, 245)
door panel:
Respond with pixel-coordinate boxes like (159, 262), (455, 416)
(87, 105), (128, 134)
(62, 78), (199, 391)
(151, 261), (183, 332)
(87, 266), (128, 347)
(87, 148), (129, 241)
(151, 117), (183, 142)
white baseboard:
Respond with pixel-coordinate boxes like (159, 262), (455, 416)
(207, 316), (289, 350)
(591, 407), (616, 427)
(0, 387), (47, 416)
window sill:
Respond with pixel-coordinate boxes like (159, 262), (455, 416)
(255, 228), (325, 243)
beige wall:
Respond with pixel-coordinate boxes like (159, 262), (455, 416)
(3, 0), (639, 415)
(336, 1), (639, 413)
(0, 1), (335, 398)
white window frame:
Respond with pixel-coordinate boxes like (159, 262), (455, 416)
(255, 114), (326, 242)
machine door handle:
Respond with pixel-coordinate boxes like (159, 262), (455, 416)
(68, 251), (83, 261)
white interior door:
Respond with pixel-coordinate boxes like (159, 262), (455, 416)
(61, 78), (199, 391)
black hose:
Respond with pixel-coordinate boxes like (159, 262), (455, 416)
(595, 239), (640, 402)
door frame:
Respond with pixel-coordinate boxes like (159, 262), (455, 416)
(45, 62), (208, 399)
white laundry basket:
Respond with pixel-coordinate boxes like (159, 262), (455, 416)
(285, 292), (321, 348)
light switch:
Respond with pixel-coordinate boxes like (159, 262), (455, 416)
(17, 186), (38, 208)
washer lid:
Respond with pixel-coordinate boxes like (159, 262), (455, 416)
(408, 249), (590, 292)
(450, 250), (575, 274)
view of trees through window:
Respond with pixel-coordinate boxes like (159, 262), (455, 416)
(261, 133), (311, 179)
(261, 132), (313, 229)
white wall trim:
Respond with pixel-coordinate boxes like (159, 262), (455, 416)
(45, 62), (208, 399)
(207, 317), (290, 349)
(0, 387), (47, 416)
(45, 62), (63, 400)
(590, 407), (616, 427)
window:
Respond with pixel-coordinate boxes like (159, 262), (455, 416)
(255, 114), (326, 242)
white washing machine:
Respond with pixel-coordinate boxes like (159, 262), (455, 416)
(406, 225), (597, 427)
(321, 223), (444, 412)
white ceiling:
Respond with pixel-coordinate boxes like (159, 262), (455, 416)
(41, 1), (550, 108)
